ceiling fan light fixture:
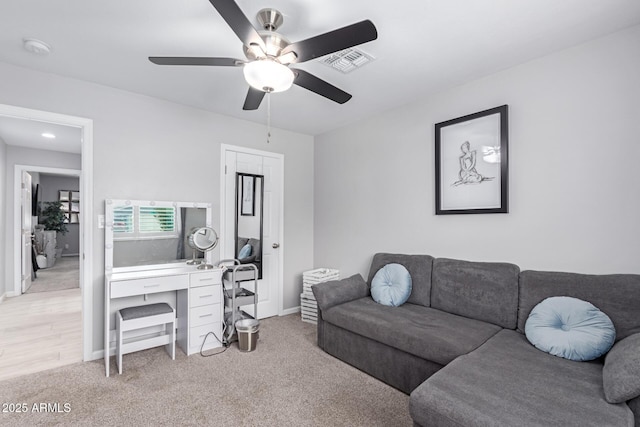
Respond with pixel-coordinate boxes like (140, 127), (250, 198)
(243, 59), (294, 93)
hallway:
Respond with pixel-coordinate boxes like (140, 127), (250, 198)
(27, 256), (80, 294)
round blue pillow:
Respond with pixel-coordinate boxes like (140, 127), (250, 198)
(371, 263), (412, 307)
(525, 296), (616, 361)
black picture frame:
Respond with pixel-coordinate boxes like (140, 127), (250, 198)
(435, 105), (509, 215)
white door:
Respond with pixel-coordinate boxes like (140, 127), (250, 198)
(223, 147), (283, 319)
(21, 171), (33, 293)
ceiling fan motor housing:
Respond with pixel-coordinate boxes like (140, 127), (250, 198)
(243, 9), (289, 60)
(244, 31), (289, 60)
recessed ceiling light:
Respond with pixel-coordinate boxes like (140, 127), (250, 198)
(23, 38), (52, 55)
(41, 133), (56, 139)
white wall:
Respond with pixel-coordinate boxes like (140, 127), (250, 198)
(3, 146), (81, 294)
(0, 137), (6, 300)
(0, 61), (314, 355)
(314, 25), (640, 279)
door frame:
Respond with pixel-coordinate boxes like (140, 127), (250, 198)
(1, 103), (94, 362)
(220, 144), (285, 315)
(14, 165), (81, 294)
(20, 170), (33, 293)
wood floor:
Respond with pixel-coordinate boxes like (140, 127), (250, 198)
(0, 288), (82, 382)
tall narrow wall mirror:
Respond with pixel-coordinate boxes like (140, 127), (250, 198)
(105, 200), (213, 272)
(235, 173), (264, 279)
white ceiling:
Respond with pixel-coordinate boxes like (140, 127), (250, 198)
(0, 116), (82, 154)
(1, 0), (639, 136)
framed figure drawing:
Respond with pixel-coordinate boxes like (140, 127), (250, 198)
(241, 174), (255, 216)
(435, 105), (508, 215)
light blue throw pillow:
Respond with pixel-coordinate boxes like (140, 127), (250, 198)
(371, 263), (412, 307)
(238, 243), (252, 259)
(525, 296), (616, 361)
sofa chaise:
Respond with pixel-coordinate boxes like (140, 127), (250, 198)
(312, 253), (640, 426)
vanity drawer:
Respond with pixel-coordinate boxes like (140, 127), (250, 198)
(110, 274), (188, 298)
(189, 322), (222, 349)
(190, 284), (221, 308)
(189, 303), (222, 327)
(190, 271), (222, 288)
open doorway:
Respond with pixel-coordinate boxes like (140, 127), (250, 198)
(24, 169), (81, 295)
(0, 103), (93, 380)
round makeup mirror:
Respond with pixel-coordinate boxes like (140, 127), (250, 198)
(187, 226), (219, 269)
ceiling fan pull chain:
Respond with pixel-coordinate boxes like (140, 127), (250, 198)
(267, 90), (272, 143)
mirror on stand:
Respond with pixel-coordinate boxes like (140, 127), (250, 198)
(187, 226), (218, 269)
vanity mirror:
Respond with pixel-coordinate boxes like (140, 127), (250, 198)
(187, 226), (218, 270)
(105, 199), (213, 272)
(235, 173), (264, 279)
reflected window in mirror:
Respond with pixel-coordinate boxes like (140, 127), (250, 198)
(235, 173), (264, 279)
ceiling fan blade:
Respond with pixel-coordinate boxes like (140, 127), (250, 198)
(281, 20), (377, 64)
(292, 69), (352, 104)
(208, 0), (266, 51)
(243, 87), (266, 110)
(149, 57), (244, 66)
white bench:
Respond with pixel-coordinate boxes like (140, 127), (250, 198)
(116, 303), (176, 374)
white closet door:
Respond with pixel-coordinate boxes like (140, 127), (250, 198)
(223, 148), (282, 319)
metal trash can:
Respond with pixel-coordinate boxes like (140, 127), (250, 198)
(236, 319), (259, 352)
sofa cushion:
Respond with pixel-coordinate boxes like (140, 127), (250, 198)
(431, 258), (520, 329)
(322, 297), (501, 365)
(518, 270), (640, 340)
(603, 333), (640, 403)
(367, 253), (434, 307)
(410, 329), (634, 427)
(628, 396), (640, 426)
(525, 296), (616, 361)
(371, 263), (412, 307)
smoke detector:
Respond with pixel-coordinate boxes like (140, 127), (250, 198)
(23, 38), (52, 55)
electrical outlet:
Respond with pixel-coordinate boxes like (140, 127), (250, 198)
(64, 243), (69, 249)
(98, 214), (105, 229)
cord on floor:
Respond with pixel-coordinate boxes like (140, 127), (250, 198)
(199, 323), (230, 357)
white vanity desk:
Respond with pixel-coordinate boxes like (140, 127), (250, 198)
(104, 266), (224, 376)
(103, 199), (223, 377)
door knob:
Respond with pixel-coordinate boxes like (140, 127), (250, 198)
(272, 243), (280, 249)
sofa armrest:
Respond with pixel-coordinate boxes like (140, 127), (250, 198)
(603, 332), (640, 403)
(312, 274), (368, 313)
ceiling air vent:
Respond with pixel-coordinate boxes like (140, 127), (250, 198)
(320, 48), (374, 74)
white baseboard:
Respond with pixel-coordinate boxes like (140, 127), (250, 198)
(280, 306), (300, 316)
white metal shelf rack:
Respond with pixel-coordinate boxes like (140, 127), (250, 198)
(220, 260), (258, 343)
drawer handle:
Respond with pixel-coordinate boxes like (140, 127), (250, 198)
(199, 278), (214, 281)
(199, 294), (213, 298)
(199, 313), (213, 318)
(144, 284), (160, 288)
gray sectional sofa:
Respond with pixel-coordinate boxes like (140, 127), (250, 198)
(312, 253), (640, 426)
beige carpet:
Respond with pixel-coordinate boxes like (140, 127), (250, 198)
(27, 256), (79, 294)
(0, 314), (412, 426)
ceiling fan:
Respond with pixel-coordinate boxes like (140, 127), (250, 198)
(149, 0), (378, 110)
